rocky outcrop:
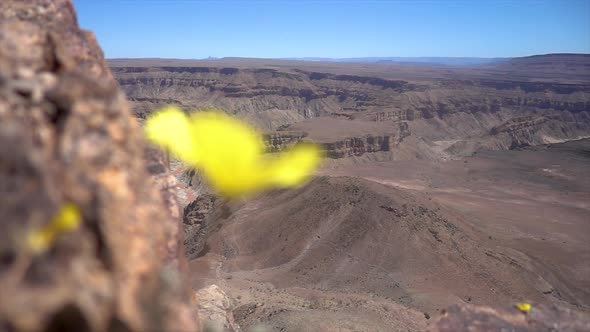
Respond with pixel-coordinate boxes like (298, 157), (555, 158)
(0, 1), (196, 331)
(318, 122), (410, 159)
(369, 109), (417, 122)
(264, 131), (307, 152)
(491, 115), (552, 134)
(324, 135), (395, 158)
(439, 112), (590, 155)
(184, 194), (219, 260)
(491, 113), (590, 135)
(265, 119), (411, 159)
(264, 130), (410, 159)
(428, 303), (590, 332)
(196, 285), (241, 332)
(177, 167), (212, 197)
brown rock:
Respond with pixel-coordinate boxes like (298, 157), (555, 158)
(196, 284), (240, 332)
(0, 1), (196, 331)
(183, 194), (219, 260)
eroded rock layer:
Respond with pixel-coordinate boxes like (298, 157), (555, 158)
(110, 57), (590, 159)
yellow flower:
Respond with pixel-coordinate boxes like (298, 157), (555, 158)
(27, 203), (81, 253)
(515, 302), (531, 313)
(145, 106), (322, 196)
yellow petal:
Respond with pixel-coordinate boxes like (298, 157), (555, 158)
(189, 111), (264, 166)
(144, 106), (323, 196)
(27, 230), (52, 253)
(51, 203), (81, 232)
(28, 203), (81, 253)
(515, 302), (531, 313)
(267, 143), (323, 187)
(189, 111), (266, 196)
(145, 107), (199, 165)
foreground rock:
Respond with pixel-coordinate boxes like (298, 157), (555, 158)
(0, 1), (196, 331)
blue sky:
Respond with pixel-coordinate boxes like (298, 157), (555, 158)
(73, 0), (590, 59)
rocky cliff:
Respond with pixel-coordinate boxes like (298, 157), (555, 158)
(111, 65), (590, 126)
(263, 129), (410, 158)
(0, 1), (196, 331)
(183, 194), (218, 260)
(264, 131), (307, 152)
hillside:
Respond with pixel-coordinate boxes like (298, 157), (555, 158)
(188, 172), (588, 331)
(183, 138), (590, 330)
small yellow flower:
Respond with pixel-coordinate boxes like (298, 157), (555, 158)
(28, 203), (81, 253)
(515, 302), (531, 313)
(145, 107), (322, 196)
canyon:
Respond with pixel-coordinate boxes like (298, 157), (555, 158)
(110, 55), (590, 161)
(2, 0), (589, 331)
(109, 56), (590, 330)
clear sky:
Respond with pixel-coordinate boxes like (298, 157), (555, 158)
(73, 0), (590, 59)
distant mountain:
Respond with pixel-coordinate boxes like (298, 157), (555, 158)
(485, 53), (590, 75)
(281, 56), (510, 66)
(109, 54), (589, 70)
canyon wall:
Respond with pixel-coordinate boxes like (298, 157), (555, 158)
(111, 60), (590, 159)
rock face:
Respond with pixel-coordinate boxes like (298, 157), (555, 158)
(0, 1), (196, 331)
(183, 194), (219, 260)
(323, 135), (396, 158)
(321, 122), (411, 158)
(263, 130), (410, 158)
(264, 131), (307, 152)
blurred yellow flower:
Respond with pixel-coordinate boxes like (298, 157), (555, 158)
(27, 203), (81, 253)
(145, 106), (322, 196)
(515, 302), (531, 313)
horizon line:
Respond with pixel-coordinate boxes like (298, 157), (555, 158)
(106, 53), (590, 61)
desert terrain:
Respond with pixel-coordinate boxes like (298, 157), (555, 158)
(1, 0), (589, 331)
(182, 139), (590, 331)
(108, 55), (590, 331)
